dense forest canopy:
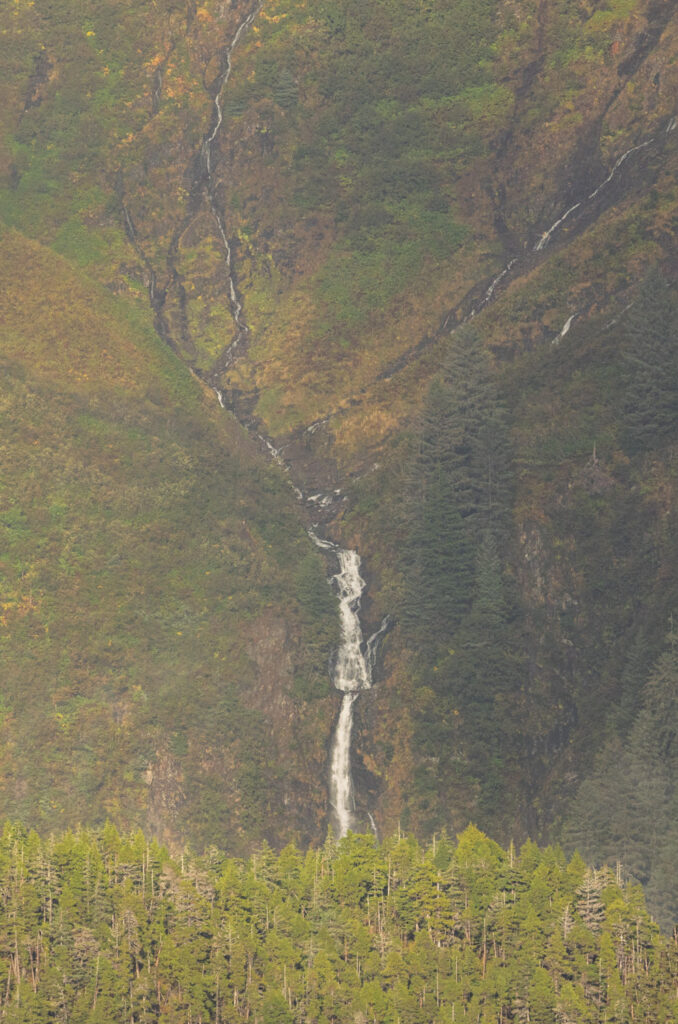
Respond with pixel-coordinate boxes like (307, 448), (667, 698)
(0, 823), (675, 1024)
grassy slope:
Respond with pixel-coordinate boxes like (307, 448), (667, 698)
(0, 225), (337, 853)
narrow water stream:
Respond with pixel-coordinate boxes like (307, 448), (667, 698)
(533, 135), (662, 252)
(308, 534), (384, 835)
(201, 5), (387, 837)
(201, 4), (261, 366)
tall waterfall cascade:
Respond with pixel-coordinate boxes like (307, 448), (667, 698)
(195, 6), (390, 840)
(309, 533), (386, 836)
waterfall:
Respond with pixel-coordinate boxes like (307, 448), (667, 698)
(474, 257), (518, 313)
(587, 140), (653, 201)
(552, 313), (576, 345)
(195, 4), (388, 836)
(435, 128), (667, 343)
(129, 2), (390, 838)
(534, 203), (581, 251)
(330, 694), (359, 836)
(130, 3), (671, 846)
(201, 4), (261, 366)
(534, 137), (656, 252)
(309, 531), (387, 836)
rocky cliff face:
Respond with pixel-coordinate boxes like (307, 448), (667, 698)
(1, 0), (678, 877)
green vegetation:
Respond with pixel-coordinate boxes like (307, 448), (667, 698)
(400, 328), (513, 641)
(0, 227), (337, 852)
(621, 270), (678, 453)
(2, 0), (678, 934)
(0, 822), (674, 1023)
(565, 626), (678, 932)
(393, 329), (521, 832)
(224, 0), (501, 403)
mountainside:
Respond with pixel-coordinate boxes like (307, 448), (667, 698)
(2, 0), (678, 924)
(0, 225), (338, 853)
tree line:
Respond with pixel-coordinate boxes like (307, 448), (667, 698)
(398, 327), (522, 828)
(0, 821), (674, 1023)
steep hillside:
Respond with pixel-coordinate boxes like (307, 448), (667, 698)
(2, 0), (678, 923)
(0, 225), (337, 853)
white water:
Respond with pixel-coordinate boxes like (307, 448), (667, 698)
(194, 3), (388, 838)
(535, 202), (581, 251)
(256, 434), (304, 500)
(587, 140), (653, 201)
(438, 130), (665, 335)
(201, 9), (259, 174)
(308, 531), (387, 836)
(534, 137), (657, 252)
(230, 423), (381, 836)
(331, 693), (359, 834)
(308, 491), (340, 510)
(329, 547), (372, 696)
(604, 300), (634, 330)
(201, 5), (260, 365)
(479, 257), (518, 307)
(307, 417), (330, 435)
(552, 313), (576, 345)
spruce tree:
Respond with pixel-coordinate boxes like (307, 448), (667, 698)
(622, 270), (678, 452)
(402, 373), (475, 640)
(401, 327), (512, 644)
(563, 625), (678, 930)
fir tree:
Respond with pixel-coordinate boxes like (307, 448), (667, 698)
(401, 328), (513, 644)
(563, 624), (678, 930)
(622, 270), (678, 453)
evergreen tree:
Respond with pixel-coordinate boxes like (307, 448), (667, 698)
(402, 375), (475, 639)
(613, 630), (650, 734)
(563, 625), (678, 930)
(0, 823), (671, 1022)
(622, 270), (678, 452)
(401, 330), (518, 831)
(401, 327), (513, 644)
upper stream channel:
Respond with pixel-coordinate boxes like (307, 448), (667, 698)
(203, 5), (388, 838)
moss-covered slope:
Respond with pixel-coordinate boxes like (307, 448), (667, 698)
(0, 225), (337, 852)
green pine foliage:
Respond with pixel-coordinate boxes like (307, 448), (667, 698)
(622, 271), (678, 453)
(564, 626), (678, 931)
(400, 328), (513, 640)
(399, 329), (520, 829)
(0, 823), (673, 1024)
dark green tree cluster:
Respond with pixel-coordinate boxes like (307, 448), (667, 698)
(402, 328), (512, 640)
(622, 271), (678, 453)
(400, 330), (520, 826)
(564, 626), (678, 931)
(0, 822), (674, 1024)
